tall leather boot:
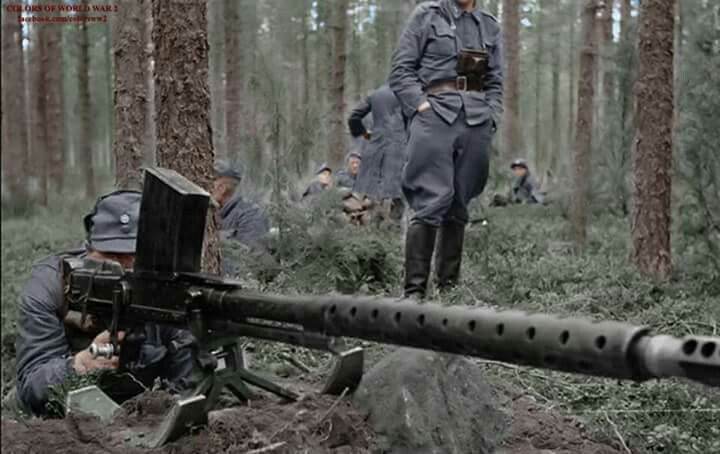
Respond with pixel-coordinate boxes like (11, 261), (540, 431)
(403, 222), (438, 299)
(435, 221), (466, 291)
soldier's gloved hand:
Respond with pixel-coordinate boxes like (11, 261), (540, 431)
(73, 330), (125, 375)
(417, 101), (431, 113)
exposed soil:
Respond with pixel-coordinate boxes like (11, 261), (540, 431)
(2, 385), (625, 454)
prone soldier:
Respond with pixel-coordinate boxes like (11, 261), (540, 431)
(390, 0), (503, 298)
(13, 191), (194, 415)
(334, 152), (362, 190)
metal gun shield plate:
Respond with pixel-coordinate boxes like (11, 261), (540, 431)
(65, 385), (121, 422)
(322, 347), (364, 395)
(135, 167), (211, 273)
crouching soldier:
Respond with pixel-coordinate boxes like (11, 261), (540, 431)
(13, 191), (194, 415)
(302, 163), (333, 198)
(509, 159), (544, 204)
(334, 152), (362, 190)
(390, 0), (503, 298)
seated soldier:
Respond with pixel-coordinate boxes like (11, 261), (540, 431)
(14, 191), (194, 416)
(334, 152), (362, 190)
(213, 161), (270, 245)
(302, 162), (333, 198)
(509, 159), (544, 204)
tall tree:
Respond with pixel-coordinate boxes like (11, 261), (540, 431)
(534, 0), (545, 173)
(567, 0), (577, 150)
(31, 26), (50, 206)
(208, 0), (226, 161)
(1, 9), (30, 206)
(502, 0), (521, 160)
(112, 0), (150, 190)
(549, 0), (562, 178)
(328, 0), (350, 167)
(571, 0), (600, 249)
(600, 0), (615, 104)
(630, 0), (676, 278)
(224, 0), (242, 163)
(152, 0), (221, 273)
(44, 17), (66, 192)
(78, 4), (95, 198)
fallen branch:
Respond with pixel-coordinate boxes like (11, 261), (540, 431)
(312, 387), (349, 430)
(243, 441), (287, 454)
(604, 411), (632, 454)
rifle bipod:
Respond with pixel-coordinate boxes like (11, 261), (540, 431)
(65, 338), (365, 448)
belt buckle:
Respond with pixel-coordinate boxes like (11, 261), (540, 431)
(456, 76), (468, 91)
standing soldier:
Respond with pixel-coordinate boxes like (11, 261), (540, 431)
(390, 0), (503, 298)
(348, 84), (408, 222)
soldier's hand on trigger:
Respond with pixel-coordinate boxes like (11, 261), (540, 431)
(73, 330), (125, 375)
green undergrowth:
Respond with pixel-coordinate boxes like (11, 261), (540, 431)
(2, 194), (718, 453)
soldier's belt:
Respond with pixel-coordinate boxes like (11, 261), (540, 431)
(426, 77), (484, 95)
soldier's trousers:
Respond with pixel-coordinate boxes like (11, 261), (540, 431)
(402, 109), (492, 226)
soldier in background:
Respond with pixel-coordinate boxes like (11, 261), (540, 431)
(348, 84), (407, 222)
(490, 159), (544, 206)
(390, 0), (503, 298)
(302, 163), (333, 198)
(334, 152), (362, 190)
(213, 161), (270, 246)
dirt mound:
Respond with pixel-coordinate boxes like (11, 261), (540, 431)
(1, 391), (377, 454)
(497, 393), (624, 454)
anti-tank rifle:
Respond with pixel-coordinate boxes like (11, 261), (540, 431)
(63, 167), (720, 447)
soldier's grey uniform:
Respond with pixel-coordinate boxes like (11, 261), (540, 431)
(334, 169), (357, 190)
(348, 84), (407, 200)
(390, 0), (503, 298)
(218, 194), (270, 245)
(390, 0), (502, 225)
(14, 191), (193, 415)
(302, 163), (332, 198)
(511, 172), (543, 204)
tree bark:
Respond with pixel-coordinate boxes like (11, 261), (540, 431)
(78, 4), (96, 199)
(502, 0), (521, 160)
(44, 19), (65, 192)
(328, 0), (349, 167)
(534, 0), (545, 174)
(630, 0), (675, 278)
(33, 26), (50, 206)
(208, 0), (226, 161)
(549, 0), (562, 178)
(600, 0), (615, 117)
(112, 0), (149, 190)
(152, 0), (221, 274)
(571, 0), (600, 250)
(1, 10), (30, 205)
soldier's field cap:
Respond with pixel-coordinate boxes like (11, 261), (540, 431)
(315, 162), (332, 175)
(214, 160), (243, 181)
(510, 159), (528, 170)
(83, 190), (141, 254)
(347, 151), (362, 160)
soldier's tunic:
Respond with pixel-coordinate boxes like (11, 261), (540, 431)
(218, 193), (270, 245)
(348, 84), (407, 200)
(511, 171), (543, 204)
(15, 252), (194, 415)
(390, 0), (503, 226)
(334, 169), (357, 190)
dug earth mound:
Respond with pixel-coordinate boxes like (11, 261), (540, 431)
(2, 352), (624, 453)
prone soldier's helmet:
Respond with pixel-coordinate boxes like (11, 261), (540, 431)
(83, 190), (142, 254)
(315, 162), (332, 175)
(510, 159), (529, 170)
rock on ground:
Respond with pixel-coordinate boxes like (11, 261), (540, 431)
(353, 347), (511, 454)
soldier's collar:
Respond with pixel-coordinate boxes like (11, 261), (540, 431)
(450, 0), (481, 21)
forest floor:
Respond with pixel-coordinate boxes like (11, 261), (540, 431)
(2, 190), (719, 453)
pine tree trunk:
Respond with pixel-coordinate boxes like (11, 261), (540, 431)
(630, 0), (675, 278)
(601, 0), (615, 104)
(534, 1), (545, 174)
(502, 0), (521, 160)
(45, 20), (65, 192)
(1, 11), (30, 206)
(208, 0), (226, 161)
(571, 0), (600, 250)
(224, 0), (242, 164)
(567, 1), (577, 151)
(550, 0), (561, 179)
(78, 8), (95, 199)
(142, 0), (155, 167)
(328, 0), (349, 167)
(33, 26), (50, 206)
(112, 0), (149, 190)
(152, 0), (221, 274)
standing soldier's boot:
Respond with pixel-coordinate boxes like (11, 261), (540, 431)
(403, 222), (438, 299)
(435, 221), (466, 291)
